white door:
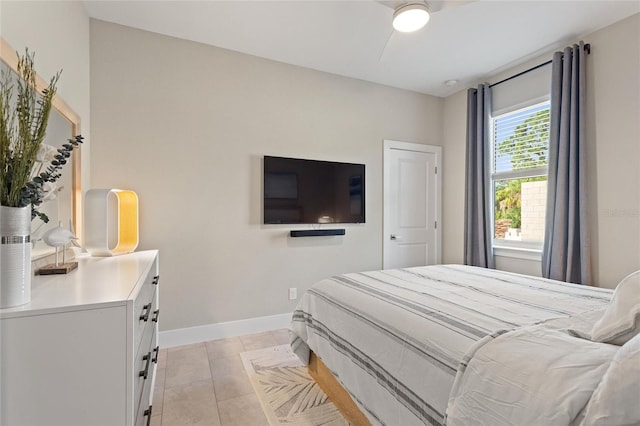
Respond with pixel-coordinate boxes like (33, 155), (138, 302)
(383, 140), (441, 269)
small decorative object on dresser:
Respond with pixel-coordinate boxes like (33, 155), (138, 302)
(84, 188), (139, 256)
(36, 220), (80, 274)
(0, 250), (160, 425)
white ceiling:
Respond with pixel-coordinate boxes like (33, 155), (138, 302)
(83, 0), (640, 97)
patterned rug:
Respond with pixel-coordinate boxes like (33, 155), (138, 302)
(240, 344), (348, 426)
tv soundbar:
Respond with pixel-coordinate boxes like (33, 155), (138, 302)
(290, 229), (346, 237)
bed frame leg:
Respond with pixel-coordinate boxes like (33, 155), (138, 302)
(308, 352), (372, 426)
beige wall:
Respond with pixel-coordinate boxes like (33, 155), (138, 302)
(0, 1), (91, 196)
(442, 89), (467, 264)
(90, 20), (443, 331)
(587, 14), (640, 288)
(442, 13), (640, 288)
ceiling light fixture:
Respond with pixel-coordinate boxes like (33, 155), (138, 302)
(393, 3), (430, 33)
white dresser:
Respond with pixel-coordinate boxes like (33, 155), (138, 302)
(0, 250), (160, 426)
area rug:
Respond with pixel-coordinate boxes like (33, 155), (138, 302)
(240, 344), (348, 426)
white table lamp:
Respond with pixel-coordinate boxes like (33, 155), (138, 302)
(84, 189), (139, 256)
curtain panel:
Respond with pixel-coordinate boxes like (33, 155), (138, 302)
(542, 41), (591, 285)
(464, 83), (495, 269)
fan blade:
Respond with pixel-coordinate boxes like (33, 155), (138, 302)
(377, 0), (477, 13)
(378, 28), (396, 62)
(376, 0), (405, 10)
(429, 0), (476, 13)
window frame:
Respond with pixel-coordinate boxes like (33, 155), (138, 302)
(490, 97), (550, 255)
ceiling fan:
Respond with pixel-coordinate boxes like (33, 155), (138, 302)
(377, 0), (476, 59)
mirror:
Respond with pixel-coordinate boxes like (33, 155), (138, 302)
(0, 37), (82, 259)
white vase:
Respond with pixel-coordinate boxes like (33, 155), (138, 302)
(0, 205), (32, 308)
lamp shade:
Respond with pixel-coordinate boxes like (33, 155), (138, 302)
(84, 189), (139, 256)
(393, 3), (430, 32)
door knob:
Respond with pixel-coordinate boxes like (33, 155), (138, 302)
(390, 234), (401, 240)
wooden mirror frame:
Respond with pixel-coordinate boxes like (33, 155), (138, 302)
(0, 37), (83, 252)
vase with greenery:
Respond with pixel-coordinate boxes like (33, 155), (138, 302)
(0, 49), (83, 308)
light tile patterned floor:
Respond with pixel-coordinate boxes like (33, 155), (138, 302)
(151, 329), (290, 426)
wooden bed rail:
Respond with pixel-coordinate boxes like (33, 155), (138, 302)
(308, 351), (372, 426)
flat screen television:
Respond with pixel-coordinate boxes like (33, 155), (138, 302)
(263, 156), (365, 224)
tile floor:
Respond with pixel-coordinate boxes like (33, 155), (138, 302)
(151, 328), (291, 426)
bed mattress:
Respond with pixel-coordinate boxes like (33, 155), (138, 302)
(290, 264), (612, 425)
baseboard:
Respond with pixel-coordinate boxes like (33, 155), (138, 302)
(159, 312), (292, 348)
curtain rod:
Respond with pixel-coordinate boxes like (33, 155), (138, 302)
(489, 43), (591, 88)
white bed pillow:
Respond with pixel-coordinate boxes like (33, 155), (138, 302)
(588, 270), (640, 345)
(581, 332), (640, 426)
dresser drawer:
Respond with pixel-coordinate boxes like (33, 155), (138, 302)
(135, 400), (154, 426)
(135, 332), (157, 426)
(133, 260), (159, 352)
(134, 317), (158, 412)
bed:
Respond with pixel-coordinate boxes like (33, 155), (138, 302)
(290, 264), (640, 426)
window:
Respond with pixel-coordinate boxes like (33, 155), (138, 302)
(491, 101), (550, 251)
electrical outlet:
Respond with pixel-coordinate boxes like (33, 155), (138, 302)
(288, 287), (297, 300)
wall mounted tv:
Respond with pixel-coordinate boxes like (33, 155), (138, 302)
(263, 156), (365, 224)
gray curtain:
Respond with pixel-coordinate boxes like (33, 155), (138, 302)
(464, 83), (495, 269)
(542, 42), (591, 284)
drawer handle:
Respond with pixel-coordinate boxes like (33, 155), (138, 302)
(139, 352), (152, 379)
(152, 345), (160, 363)
(144, 405), (153, 426)
(152, 275), (160, 285)
(140, 303), (152, 321)
(152, 309), (160, 323)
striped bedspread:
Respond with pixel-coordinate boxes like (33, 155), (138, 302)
(290, 264), (613, 426)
